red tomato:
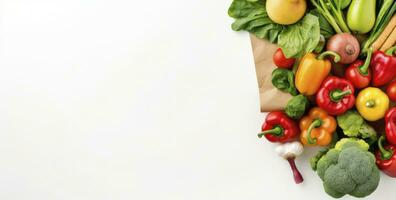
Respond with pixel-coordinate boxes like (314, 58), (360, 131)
(387, 81), (396, 102)
(273, 48), (295, 69)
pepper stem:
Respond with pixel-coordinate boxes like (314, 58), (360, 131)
(287, 157), (304, 184)
(317, 51), (341, 63)
(366, 100), (375, 108)
(358, 47), (373, 75)
(307, 119), (322, 144)
(258, 126), (283, 138)
(330, 89), (352, 102)
(378, 135), (393, 160)
(386, 46), (396, 56)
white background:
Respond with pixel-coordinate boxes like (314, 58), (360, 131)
(0, 0), (394, 199)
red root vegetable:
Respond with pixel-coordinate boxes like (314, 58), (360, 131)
(326, 33), (360, 64)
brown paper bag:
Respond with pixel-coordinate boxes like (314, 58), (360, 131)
(250, 35), (293, 113)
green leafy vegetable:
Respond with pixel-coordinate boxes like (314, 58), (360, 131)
(271, 69), (298, 96)
(228, 0), (283, 43)
(337, 111), (378, 145)
(310, 0), (351, 33)
(310, 9), (335, 39)
(227, 0), (321, 58)
(285, 94), (309, 119)
(277, 14), (321, 58)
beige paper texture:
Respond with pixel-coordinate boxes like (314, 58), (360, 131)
(250, 35), (293, 113)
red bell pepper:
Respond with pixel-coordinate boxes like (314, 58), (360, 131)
(345, 48), (372, 89)
(385, 107), (396, 146)
(258, 111), (299, 143)
(371, 46), (396, 87)
(375, 136), (396, 178)
(316, 76), (355, 116)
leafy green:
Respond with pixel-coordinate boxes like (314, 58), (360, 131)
(310, 0), (351, 33)
(277, 14), (321, 58)
(285, 94), (309, 119)
(228, 0), (283, 43)
(337, 111), (378, 145)
(227, 0), (321, 58)
(310, 9), (335, 39)
(315, 138), (380, 198)
(271, 69), (298, 96)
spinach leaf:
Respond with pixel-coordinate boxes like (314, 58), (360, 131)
(228, 0), (284, 43)
(271, 69), (298, 96)
(285, 94), (309, 119)
(278, 14), (321, 58)
(337, 111), (364, 137)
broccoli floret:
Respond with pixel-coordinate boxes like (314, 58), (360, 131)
(315, 139), (380, 198)
(337, 111), (378, 145)
(335, 138), (369, 151)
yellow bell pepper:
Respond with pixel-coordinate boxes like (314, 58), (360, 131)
(356, 87), (389, 121)
(295, 51), (340, 95)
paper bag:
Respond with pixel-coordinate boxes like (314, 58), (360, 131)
(250, 35), (293, 113)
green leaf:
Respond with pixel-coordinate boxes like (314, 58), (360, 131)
(278, 14), (321, 58)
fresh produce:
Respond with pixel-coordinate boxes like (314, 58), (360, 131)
(228, 0), (321, 58)
(295, 51), (340, 95)
(258, 111), (299, 143)
(344, 48), (372, 89)
(273, 48), (295, 68)
(385, 108), (396, 146)
(370, 46), (396, 87)
(347, 0), (376, 34)
(300, 107), (337, 146)
(356, 87), (389, 121)
(285, 94), (310, 119)
(375, 135), (396, 178)
(266, 0), (306, 25)
(310, 0), (351, 33)
(372, 15), (396, 51)
(337, 110), (377, 145)
(271, 69), (298, 95)
(326, 33), (360, 64)
(362, 1), (396, 54)
(312, 138), (380, 198)
(340, 0), (351, 9)
(380, 27), (396, 51)
(277, 14), (320, 58)
(387, 81), (396, 102)
(228, 0), (396, 197)
(275, 141), (304, 184)
(310, 9), (335, 39)
(316, 76), (355, 116)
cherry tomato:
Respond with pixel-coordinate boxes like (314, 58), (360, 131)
(387, 81), (396, 102)
(273, 48), (295, 69)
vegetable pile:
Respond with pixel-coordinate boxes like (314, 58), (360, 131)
(228, 0), (396, 198)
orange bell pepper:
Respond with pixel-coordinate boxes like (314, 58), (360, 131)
(300, 107), (337, 146)
(295, 51), (341, 95)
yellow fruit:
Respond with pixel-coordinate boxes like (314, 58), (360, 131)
(266, 0), (307, 25)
